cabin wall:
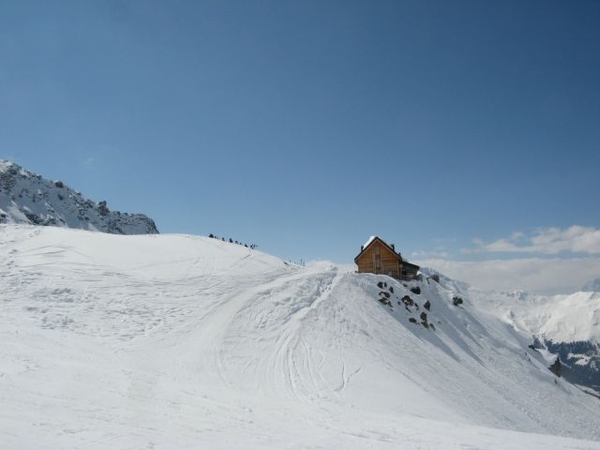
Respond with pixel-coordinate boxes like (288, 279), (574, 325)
(356, 243), (401, 279)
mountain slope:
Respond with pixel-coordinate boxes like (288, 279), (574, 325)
(464, 284), (600, 397)
(467, 288), (600, 343)
(0, 160), (158, 234)
(1, 225), (599, 449)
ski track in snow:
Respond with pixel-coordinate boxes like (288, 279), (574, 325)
(1, 225), (600, 449)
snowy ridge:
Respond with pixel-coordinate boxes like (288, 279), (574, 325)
(1, 225), (600, 449)
(464, 285), (600, 399)
(467, 288), (600, 343)
(0, 160), (158, 234)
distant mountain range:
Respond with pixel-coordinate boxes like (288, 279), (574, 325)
(0, 160), (158, 234)
(465, 286), (600, 398)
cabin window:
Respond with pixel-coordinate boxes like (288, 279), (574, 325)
(375, 246), (380, 255)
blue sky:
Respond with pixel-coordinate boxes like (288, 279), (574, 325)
(2, 1), (599, 293)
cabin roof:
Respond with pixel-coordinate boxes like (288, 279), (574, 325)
(403, 260), (420, 270)
(363, 235), (377, 248)
(354, 236), (401, 264)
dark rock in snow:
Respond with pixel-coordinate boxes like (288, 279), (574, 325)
(549, 357), (562, 378)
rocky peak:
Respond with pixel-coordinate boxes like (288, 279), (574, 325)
(0, 160), (158, 235)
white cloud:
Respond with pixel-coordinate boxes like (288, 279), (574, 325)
(411, 249), (450, 259)
(416, 256), (600, 294)
(412, 238), (455, 260)
(471, 226), (600, 255)
(412, 226), (600, 293)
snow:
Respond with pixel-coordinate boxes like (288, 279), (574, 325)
(363, 235), (377, 249)
(467, 287), (600, 343)
(1, 225), (600, 449)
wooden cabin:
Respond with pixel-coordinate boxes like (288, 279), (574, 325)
(354, 236), (420, 280)
(401, 260), (420, 280)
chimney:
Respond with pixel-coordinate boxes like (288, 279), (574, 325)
(391, 244), (395, 250)
(360, 245), (364, 251)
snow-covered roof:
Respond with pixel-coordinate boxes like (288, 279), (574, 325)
(363, 235), (378, 248)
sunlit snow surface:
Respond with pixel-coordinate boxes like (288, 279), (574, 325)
(468, 287), (600, 344)
(1, 225), (599, 449)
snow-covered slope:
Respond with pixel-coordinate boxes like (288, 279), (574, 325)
(0, 160), (158, 234)
(465, 286), (600, 399)
(1, 225), (600, 449)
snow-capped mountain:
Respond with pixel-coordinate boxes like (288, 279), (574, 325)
(463, 285), (600, 399)
(0, 160), (158, 234)
(1, 224), (600, 449)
